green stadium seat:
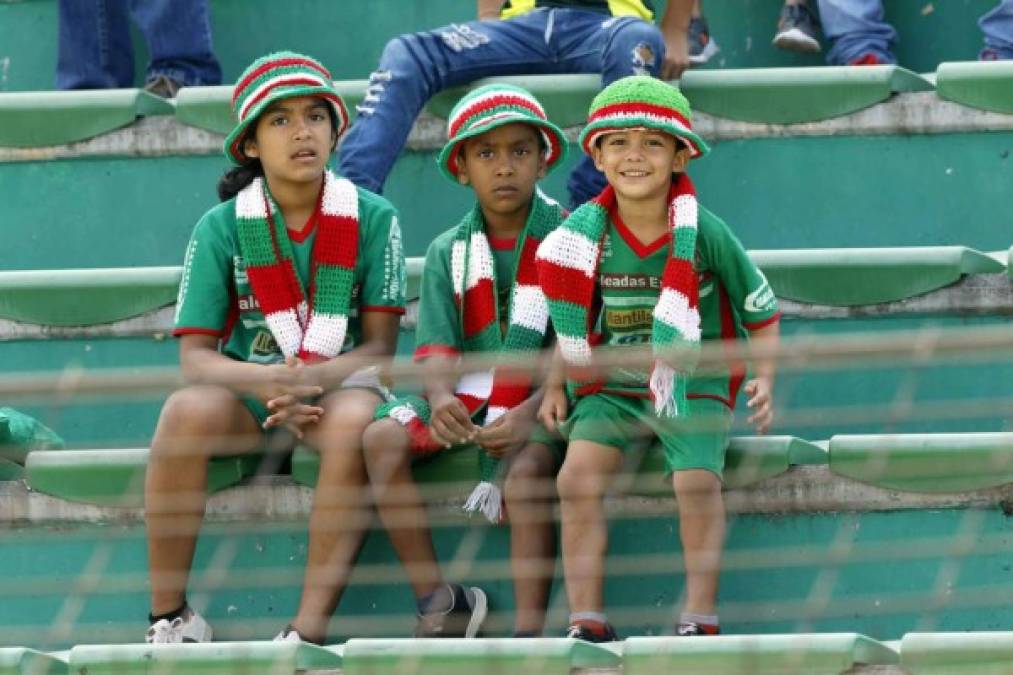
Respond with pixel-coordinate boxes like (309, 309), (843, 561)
(429, 74), (601, 128)
(340, 638), (617, 675)
(679, 66), (932, 124)
(1009, 246), (1013, 280)
(0, 647), (67, 675)
(828, 432), (1013, 493)
(936, 61), (1013, 115)
(0, 90), (173, 148)
(0, 267), (180, 327)
(68, 641), (339, 675)
(0, 458), (24, 481)
(623, 633), (898, 674)
(750, 246), (1005, 306)
(24, 449), (262, 508)
(175, 81), (369, 135)
(900, 632), (1013, 674)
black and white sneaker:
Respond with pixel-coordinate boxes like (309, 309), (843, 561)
(688, 16), (720, 65)
(676, 620), (721, 636)
(566, 621), (618, 643)
(773, 2), (822, 53)
(145, 605), (213, 644)
(414, 584), (488, 638)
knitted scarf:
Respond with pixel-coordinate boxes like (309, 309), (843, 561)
(235, 170), (359, 362)
(536, 175), (701, 417)
(375, 190), (564, 522)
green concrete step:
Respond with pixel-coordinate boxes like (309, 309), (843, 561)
(936, 61), (1013, 114)
(750, 247), (1005, 306)
(623, 633), (898, 674)
(900, 631), (1013, 674)
(67, 641), (339, 675)
(0, 648), (66, 674)
(341, 638), (617, 675)
(24, 448), (262, 507)
(0, 90), (173, 148)
(828, 432), (1013, 493)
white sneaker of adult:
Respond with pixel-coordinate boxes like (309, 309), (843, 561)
(144, 606), (213, 644)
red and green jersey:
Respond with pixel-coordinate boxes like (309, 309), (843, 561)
(500, 0), (654, 20)
(414, 229), (538, 360)
(596, 203), (779, 406)
(174, 187), (405, 364)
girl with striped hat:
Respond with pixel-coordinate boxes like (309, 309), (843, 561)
(144, 52), (406, 644)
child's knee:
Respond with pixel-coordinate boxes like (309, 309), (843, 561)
(157, 386), (238, 437)
(672, 469), (723, 500)
(362, 418), (410, 463)
(556, 458), (603, 502)
(504, 446), (555, 502)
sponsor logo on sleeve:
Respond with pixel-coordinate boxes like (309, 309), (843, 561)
(744, 271), (777, 314)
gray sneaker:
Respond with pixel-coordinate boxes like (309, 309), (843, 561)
(143, 74), (183, 99)
(773, 2), (822, 53)
(145, 605), (213, 644)
(688, 16), (720, 65)
(414, 584), (488, 638)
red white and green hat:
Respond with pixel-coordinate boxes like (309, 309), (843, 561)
(225, 51), (350, 165)
(579, 75), (710, 158)
(437, 83), (568, 182)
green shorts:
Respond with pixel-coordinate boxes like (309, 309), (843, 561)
(558, 393), (731, 478)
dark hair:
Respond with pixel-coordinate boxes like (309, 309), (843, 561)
(216, 101), (341, 202)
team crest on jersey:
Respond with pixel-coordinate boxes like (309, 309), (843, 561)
(251, 330), (280, 357)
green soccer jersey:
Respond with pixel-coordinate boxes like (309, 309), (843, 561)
(596, 203), (779, 406)
(174, 186), (406, 364)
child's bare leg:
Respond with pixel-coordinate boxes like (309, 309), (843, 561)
(503, 442), (557, 635)
(362, 418), (443, 598)
(556, 440), (624, 614)
(145, 385), (262, 616)
(290, 388), (380, 643)
(672, 469), (725, 615)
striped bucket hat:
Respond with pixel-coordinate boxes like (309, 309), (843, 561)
(579, 75), (710, 158)
(224, 51), (350, 165)
(437, 83), (568, 182)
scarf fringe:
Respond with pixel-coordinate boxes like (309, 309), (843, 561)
(463, 481), (504, 524)
(650, 360), (681, 418)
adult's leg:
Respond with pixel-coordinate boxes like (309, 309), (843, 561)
(361, 419), (445, 598)
(129, 0), (222, 86)
(555, 440), (624, 614)
(503, 442), (558, 635)
(979, 0), (1013, 60)
(672, 469), (725, 616)
(288, 388), (381, 644)
(145, 385), (262, 616)
(56, 0), (134, 89)
(558, 12), (667, 206)
(337, 13), (555, 194)
(815, 0), (897, 65)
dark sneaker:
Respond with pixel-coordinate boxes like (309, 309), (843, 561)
(688, 16), (720, 65)
(143, 73), (184, 99)
(773, 3), (821, 53)
(566, 621), (618, 643)
(676, 621), (720, 636)
(414, 584), (488, 638)
(979, 47), (1006, 61)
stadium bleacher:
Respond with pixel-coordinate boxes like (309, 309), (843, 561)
(1, 0), (1012, 671)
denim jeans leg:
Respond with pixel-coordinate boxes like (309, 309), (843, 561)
(56, 0), (134, 89)
(338, 13), (555, 194)
(563, 14), (666, 207)
(816, 0), (897, 65)
(129, 0), (222, 85)
(979, 0), (1013, 58)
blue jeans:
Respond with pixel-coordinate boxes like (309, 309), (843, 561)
(337, 8), (666, 208)
(817, 0), (1013, 64)
(56, 0), (221, 90)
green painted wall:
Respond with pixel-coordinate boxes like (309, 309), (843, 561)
(0, 0), (995, 93)
(1, 508), (1011, 649)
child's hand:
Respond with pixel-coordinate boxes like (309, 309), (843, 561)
(429, 392), (478, 448)
(476, 409), (534, 458)
(263, 395), (324, 438)
(537, 385), (569, 434)
(252, 358), (324, 403)
(744, 377), (774, 434)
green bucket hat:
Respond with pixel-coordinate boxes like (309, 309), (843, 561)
(579, 75), (710, 158)
(224, 51), (350, 165)
(437, 83), (568, 182)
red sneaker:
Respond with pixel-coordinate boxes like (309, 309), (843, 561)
(848, 53), (885, 66)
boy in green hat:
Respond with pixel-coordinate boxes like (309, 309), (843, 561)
(362, 83), (569, 637)
(536, 75), (781, 641)
(145, 51), (405, 644)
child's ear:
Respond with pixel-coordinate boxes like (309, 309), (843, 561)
(536, 154), (548, 179)
(243, 136), (259, 160)
(591, 145), (605, 172)
(671, 145), (692, 173)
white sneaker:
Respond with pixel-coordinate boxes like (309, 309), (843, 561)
(145, 606), (213, 644)
(273, 625), (305, 643)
